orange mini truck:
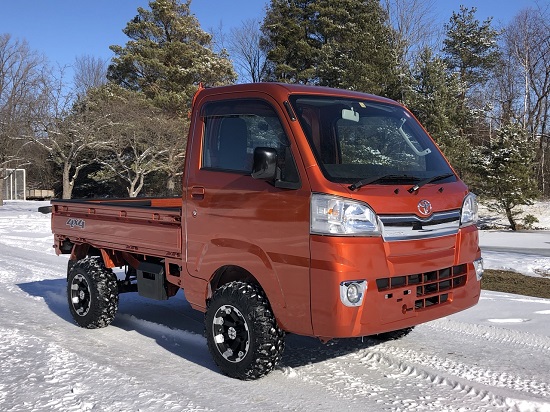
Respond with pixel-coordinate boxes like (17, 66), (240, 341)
(51, 83), (483, 380)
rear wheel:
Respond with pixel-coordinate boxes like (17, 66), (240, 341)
(205, 281), (285, 380)
(67, 256), (119, 329)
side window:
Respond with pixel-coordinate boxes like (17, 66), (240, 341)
(201, 99), (299, 183)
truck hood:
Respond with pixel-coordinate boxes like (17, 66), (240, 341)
(342, 180), (469, 216)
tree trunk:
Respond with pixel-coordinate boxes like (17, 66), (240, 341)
(0, 175), (4, 206)
(128, 184), (137, 198)
(166, 175), (175, 194)
(127, 174), (144, 198)
(505, 206), (517, 231)
(62, 163), (74, 199)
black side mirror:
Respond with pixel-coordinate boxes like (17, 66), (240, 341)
(252, 147), (277, 181)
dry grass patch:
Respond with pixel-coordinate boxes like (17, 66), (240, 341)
(481, 269), (550, 299)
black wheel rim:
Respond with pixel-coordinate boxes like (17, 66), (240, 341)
(212, 304), (250, 363)
(70, 274), (91, 317)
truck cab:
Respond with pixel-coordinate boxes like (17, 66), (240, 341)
(184, 83), (482, 339)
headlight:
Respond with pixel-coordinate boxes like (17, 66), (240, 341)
(460, 193), (478, 227)
(310, 193), (381, 236)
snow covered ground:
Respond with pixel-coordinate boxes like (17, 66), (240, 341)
(478, 201), (550, 231)
(480, 231), (550, 277)
(478, 200), (550, 277)
(1, 201), (549, 412)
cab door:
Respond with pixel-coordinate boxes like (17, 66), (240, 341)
(184, 94), (312, 335)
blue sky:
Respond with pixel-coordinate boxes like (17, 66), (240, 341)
(0, 0), (544, 76)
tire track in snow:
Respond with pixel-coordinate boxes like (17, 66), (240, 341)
(280, 339), (514, 412)
(0, 251), (65, 298)
(427, 318), (550, 353)
(1, 285), (360, 412)
(0, 327), (214, 412)
(362, 346), (550, 411)
(0, 239), (64, 273)
(281, 334), (550, 412)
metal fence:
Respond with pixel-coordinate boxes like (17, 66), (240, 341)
(3, 169), (26, 200)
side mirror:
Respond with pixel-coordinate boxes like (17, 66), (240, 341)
(252, 147), (277, 181)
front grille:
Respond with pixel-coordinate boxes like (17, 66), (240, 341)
(375, 264), (467, 310)
(380, 210), (461, 241)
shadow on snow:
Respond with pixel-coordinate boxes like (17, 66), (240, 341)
(18, 277), (385, 376)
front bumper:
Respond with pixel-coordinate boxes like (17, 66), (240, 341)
(309, 226), (481, 339)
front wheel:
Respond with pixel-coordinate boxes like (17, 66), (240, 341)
(205, 281), (285, 380)
(67, 256), (119, 329)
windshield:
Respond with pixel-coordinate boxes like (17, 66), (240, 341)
(290, 95), (454, 184)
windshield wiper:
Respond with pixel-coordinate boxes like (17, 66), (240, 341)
(407, 172), (455, 193)
(349, 174), (420, 191)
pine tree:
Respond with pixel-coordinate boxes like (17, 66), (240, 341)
(474, 123), (538, 230)
(405, 47), (473, 178)
(108, 0), (236, 116)
(261, 0), (400, 97)
(315, 0), (399, 96)
(442, 6), (500, 136)
(407, 48), (461, 138)
(260, 0), (318, 84)
(443, 6), (500, 91)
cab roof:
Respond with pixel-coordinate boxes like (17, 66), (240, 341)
(195, 82), (399, 106)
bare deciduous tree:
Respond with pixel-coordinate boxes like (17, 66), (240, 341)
(25, 64), (111, 200)
(384, 0), (438, 68)
(228, 19), (267, 83)
(73, 55), (108, 98)
(502, 5), (550, 194)
(88, 84), (181, 198)
(0, 34), (47, 205)
(163, 117), (187, 195)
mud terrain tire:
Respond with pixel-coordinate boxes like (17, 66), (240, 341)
(205, 281), (285, 380)
(67, 256), (119, 329)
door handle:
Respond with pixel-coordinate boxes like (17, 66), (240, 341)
(191, 186), (205, 200)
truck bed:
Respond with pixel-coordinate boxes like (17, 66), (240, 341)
(51, 197), (183, 259)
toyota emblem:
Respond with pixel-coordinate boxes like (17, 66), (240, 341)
(417, 200), (432, 216)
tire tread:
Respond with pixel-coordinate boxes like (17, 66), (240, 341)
(206, 281), (285, 380)
(68, 256), (119, 329)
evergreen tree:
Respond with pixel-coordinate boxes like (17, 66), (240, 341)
(407, 48), (461, 138)
(405, 48), (473, 179)
(261, 0), (400, 97)
(315, 0), (399, 96)
(443, 6), (500, 91)
(260, 0), (318, 84)
(108, 0), (236, 116)
(442, 6), (500, 135)
(474, 123), (538, 230)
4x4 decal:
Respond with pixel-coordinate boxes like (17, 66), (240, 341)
(66, 218), (85, 229)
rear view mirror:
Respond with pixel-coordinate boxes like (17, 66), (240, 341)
(342, 108), (359, 122)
